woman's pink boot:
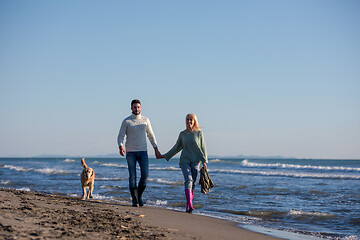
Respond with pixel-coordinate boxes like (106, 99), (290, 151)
(185, 189), (193, 213)
(190, 189), (194, 212)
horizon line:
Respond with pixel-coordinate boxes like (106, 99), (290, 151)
(0, 154), (359, 161)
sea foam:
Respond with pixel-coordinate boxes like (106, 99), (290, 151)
(210, 168), (360, 179)
(1, 180), (10, 185)
(148, 178), (183, 185)
(241, 160), (360, 172)
(16, 187), (31, 192)
(3, 164), (73, 175)
(64, 158), (75, 163)
(149, 166), (180, 171)
(288, 209), (336, 218)
(3, 165), (29, 172)
(100, 163), (127, 168)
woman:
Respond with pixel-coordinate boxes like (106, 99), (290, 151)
(159, 113), (208, 213)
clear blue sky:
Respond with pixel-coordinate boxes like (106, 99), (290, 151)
(1, 1), (359, 159)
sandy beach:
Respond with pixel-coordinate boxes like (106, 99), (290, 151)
(0, 188), (282, 240)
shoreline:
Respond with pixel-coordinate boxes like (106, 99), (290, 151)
(0, 188), (283, 239)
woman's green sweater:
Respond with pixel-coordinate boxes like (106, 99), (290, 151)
(164, 130), (208, 166)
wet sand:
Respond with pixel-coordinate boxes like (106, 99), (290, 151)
(0, 188), (282, 239)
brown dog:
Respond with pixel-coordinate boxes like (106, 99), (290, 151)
(80, 157), (95, 200)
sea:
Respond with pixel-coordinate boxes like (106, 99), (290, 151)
(0, 157), (359, 240)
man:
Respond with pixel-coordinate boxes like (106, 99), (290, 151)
(117, 99), (161, 207)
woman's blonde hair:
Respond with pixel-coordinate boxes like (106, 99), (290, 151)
(186, 113), (200, 131)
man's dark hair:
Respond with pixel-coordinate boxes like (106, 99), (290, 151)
(131, 99), (141, 106)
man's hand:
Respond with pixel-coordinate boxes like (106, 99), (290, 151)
(154, 147), (164, 159)
(119, 146), (125, 156)
(203, 162), (207, 169)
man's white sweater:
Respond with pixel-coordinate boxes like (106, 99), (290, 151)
(117, 114), (158, 152)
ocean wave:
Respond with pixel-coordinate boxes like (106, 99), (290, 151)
(219, 209), (288, 220)
(96, 177), (127, 181)
(288, 209), (337, 220)
(1, 180), (10, 185)
(3, 165), (29, 172)
(16, 187), (31, 192)
(220, 208), (337, 221)
(242, 225), (339, 240)
(148, 178), (183, 186)
(208, 159), (233, 164)
(241, 160), (360, 172)
(36, 168), (71, 175)
(209, 159), (222, 163)
(147, 199), (168, 206)
(149, 166), (180, 171)
(100, 163), (127, 168)
(210, 168), (360, 179)
(64, 158), (75, 163)
(209, 158), (248, 164)
(68, 193), (79, 198)
(91, 193), (115, 201)
(100, 185), (125, 189)
(342, 236), (360, 240)
(2, 165), (74, 175)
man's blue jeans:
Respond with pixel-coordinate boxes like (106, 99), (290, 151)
(126, 151), (149, 189)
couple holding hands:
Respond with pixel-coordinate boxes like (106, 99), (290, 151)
(117, 99), (208, 213)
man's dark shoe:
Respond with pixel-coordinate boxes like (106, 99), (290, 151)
(130, 188), (138, 207)
(138, 185), (146, 207)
